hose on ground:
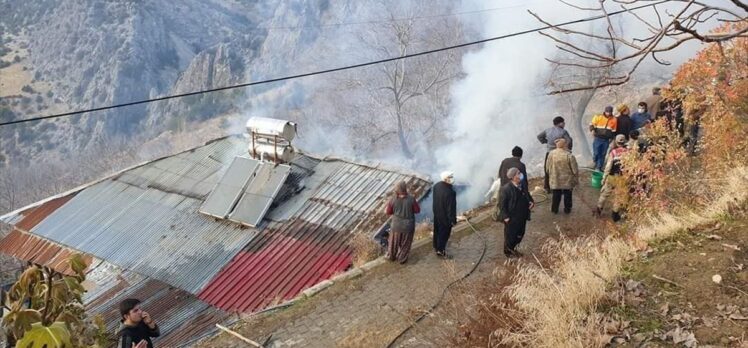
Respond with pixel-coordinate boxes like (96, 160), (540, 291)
(385, 218), (488, 348)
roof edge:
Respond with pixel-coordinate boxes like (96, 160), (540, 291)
(299, 151), (431, 182)
(1, 135), (241, 223)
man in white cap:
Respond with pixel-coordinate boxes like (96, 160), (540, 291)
(432, 171), (457, 257)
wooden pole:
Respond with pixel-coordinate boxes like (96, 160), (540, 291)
(215, 324), (264, 347)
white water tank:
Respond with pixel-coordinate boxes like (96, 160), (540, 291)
(251, 143), (296, 163)
(246, 117), (297, 142)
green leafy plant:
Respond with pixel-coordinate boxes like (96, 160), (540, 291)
(2, 254), (108, 347)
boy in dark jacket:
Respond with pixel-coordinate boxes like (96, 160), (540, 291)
(119, 298), (160, 348)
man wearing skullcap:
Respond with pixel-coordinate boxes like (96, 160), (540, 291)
(432, 171), (457, 257)
(498, 167), (534, 258)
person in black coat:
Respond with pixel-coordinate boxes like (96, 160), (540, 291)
(495, 146), (532, 221)
(498, 167), (534, 258)
(432, 171), (457, 257)
(118, 298), (160, 348)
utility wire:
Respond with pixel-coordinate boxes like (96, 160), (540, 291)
(0, 0), (667, 127)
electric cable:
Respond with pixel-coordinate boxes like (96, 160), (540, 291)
(0, 0), (668, 128)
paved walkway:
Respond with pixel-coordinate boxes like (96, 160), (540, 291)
(200, 177), (605, 348)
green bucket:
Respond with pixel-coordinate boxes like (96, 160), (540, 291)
(591, 171), (603, 189)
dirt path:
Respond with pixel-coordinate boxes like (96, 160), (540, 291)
(197, 173), (609, 347)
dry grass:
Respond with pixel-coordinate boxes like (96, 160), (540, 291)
(349, 232), (383, 267)
(414, 221), (433, 241)
(497, 236), (631, 347)
(483, 167), (748, 348)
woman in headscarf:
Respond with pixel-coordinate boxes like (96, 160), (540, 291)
(385, 181), (421, 264)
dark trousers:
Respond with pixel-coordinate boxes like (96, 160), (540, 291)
(543, 152), (550, 192)
(551, 189), (573, 213)
(433, 222), (452, 253)
(503, 218), (527, 255)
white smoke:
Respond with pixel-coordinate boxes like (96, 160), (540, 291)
(436, 0), (589, 209)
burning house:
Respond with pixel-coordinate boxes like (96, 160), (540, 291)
(0, 117), (431, 346)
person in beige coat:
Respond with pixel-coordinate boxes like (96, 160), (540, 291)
(545, 138), (579, 214)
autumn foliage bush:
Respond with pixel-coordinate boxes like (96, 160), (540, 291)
(621, 22), (748, 223)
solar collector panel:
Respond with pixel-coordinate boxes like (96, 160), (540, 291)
(199, 157), (260, 219)
(229, 163), (291, 227)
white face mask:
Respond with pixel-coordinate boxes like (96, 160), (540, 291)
(638, 108), (645, 113)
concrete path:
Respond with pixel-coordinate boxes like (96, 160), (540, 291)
(199, 176), (606, 348)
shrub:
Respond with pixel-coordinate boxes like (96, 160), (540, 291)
(349, 232), (382, 267)
(21, 84), (34, 93)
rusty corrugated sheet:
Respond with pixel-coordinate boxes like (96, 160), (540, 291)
(0, 229), (92, 275)
(15, 194), (76, 232)
(198, 159), (431, 313)
(85, 275), (229, 347)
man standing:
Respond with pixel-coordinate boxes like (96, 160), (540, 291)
(589, 106), (618, 171)
(546, 138), (578, 214)
(645, 87), (664, 118)
(498, 168), (534, 258)
(630, 102), (652, 131)
(497, 146), (529, 193)
(596, 135), (630, 222)
(615, 104), (633, 141)
(432, 171), (456, 258)
(118, 298), (160, 348)
(537, 116), (573, 193)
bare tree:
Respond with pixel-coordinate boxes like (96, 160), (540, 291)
(532, 0), (748, 94)
(548, 30), (619, 160)
(332, 0), (463, 159)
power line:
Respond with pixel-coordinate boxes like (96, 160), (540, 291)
(0, 1), (666, 128)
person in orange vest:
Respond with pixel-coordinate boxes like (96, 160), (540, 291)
(589, 106), (617, 171)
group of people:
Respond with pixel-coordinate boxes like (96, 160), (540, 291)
(384, 87), (694, 263)
(118, 88), (698, 347)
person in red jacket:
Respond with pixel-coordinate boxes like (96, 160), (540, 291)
(385, 181), (421, 264)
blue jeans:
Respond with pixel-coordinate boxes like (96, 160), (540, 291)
(593, 137), (610, 171)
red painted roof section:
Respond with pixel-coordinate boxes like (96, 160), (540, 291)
(198, 219), (352, 313)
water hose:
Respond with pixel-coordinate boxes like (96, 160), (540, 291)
(385, 218), (488, 348)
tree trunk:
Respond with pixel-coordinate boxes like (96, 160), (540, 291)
(396, 111), (413, 159)
(572, 89), (596, 161)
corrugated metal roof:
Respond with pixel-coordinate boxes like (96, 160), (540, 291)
(2, 135), (431, 320)
(0, 229), (93, 275)
(23, 138), (258, 294)
(198, 158), (431, 313)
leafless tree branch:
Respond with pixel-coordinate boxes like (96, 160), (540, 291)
(536, 0), (748, 94)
